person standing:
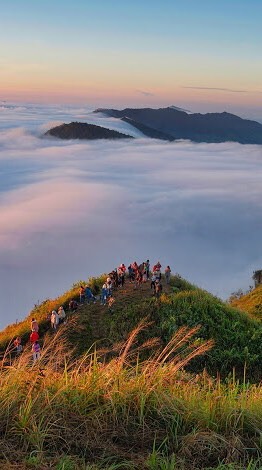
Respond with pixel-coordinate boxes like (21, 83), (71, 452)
(32, 341), (41, 362)
(101, 283), (108, 305)
(30, 331), (39, 343)
(58, 306), (66, 324)
(151, 273), (157, 292)
(51, 310), (59, 330)
(165, 266), (171, 284)
(79, 285), (85, 304)
(155, 279), (163, 298)
(127, 264), (134, 282)
(14, 336), (23, 354)
(145, 260), (150, 280)
(31, 318), (39, 332)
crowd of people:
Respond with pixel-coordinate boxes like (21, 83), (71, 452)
(12, 260), (171, 363)
(75, 260), (171, 307)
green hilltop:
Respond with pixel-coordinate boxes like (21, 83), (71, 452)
(1, 273), (261, 381)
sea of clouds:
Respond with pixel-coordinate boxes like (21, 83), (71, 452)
(0, 103), (261, 328)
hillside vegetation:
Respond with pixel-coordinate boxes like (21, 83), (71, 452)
(0, 273), (262, 469)
(230, 285), (262, 321)
(1, 274), (261, 380)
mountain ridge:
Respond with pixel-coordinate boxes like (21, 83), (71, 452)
(94, 106), (262, 144)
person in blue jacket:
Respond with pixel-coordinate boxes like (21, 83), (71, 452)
(100, 283), (108, 305)
(85, 285), (96, 304)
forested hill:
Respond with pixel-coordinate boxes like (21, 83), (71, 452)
(44, 121), (133, 140)
(1, 273), (261, 380)
(94, 106), (262, 144)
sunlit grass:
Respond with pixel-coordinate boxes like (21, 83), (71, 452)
(0, 323), (261, 469)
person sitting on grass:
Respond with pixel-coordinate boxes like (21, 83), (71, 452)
(69, 299), (78, 312)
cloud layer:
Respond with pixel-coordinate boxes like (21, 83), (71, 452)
(0, 104), (262, 328)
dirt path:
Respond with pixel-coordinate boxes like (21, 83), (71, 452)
(77, 277), (171, 340)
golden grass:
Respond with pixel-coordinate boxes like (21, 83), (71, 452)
(0, 323), (261, 469)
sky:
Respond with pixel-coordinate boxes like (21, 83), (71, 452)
(0, 1), (261, 119)
(0, 104), (261, 328)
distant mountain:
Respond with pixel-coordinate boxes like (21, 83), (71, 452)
(121, 116), (174, 141)
(94, 107), (262, 144)
(44, 122), (133, 140)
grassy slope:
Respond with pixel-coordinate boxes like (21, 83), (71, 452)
(230, 285), (262, 321)
(1, 275), (261, 380)
(0, 331), (261, 470)
(0, 276), (261, 469)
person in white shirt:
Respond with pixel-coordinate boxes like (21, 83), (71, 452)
(50, 310), (59, 330)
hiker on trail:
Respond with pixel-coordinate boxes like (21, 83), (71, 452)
(154, 279), (163, 298)
(106, 278), (113, 297)
(118, 264), (126, 287)
(14, 336), (23, 354)
(135, 270), (142, 289)
(108, 296), (115, 313)
(153, 262), (161, 280)
(85, 285), (96, 304)
(32, 341), (41, 362)
(79, 285), (85, 304)
(30, 331), (39, 343)
(145, 260), (150, 280)
(118, 272), (125, 287)
(50, 310), (59, 330)
(128, 264), (134, 282)
(58, 306), (66, 324)
(31, 318), (39, 332)
(151, 274), (157, 292)
(142, 264), (147, 283)
(69, 299), (78, 312)
(101, 283), (108, 305)
(165, 266), (171, 284)
(132, 261), (139, 275)
(138, 263), (144, 275)
(110, 270), (118, 289)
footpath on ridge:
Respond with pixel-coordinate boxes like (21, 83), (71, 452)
(70, 278), (172, 345)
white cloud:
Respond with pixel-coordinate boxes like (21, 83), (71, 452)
(0, 103), (262, 328)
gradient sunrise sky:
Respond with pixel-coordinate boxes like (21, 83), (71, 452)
(1, 0), (261, 115)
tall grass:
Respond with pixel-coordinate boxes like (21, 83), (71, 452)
(0, 323), (261, 469)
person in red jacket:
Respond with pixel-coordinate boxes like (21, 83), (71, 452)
(30, 331), (39, 343)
